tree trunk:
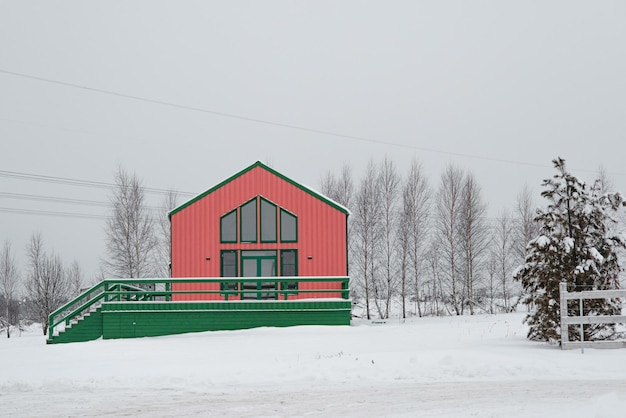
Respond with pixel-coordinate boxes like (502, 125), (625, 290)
(5, 305), (9, 338)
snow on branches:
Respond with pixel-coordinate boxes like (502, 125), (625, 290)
(514, 157), (625, 343)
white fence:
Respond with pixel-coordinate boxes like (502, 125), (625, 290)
(559, 282), (626, 350)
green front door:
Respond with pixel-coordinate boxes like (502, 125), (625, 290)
(241, 251), (277, 300)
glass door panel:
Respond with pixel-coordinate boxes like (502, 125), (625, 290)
(240, 251), (277, 300)
(260, 258), (276, 299)
(241, 258), (258, 299)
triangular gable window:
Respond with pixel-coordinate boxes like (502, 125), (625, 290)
(220, 196), (297, 244)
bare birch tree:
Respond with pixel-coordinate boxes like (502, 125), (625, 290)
(397, 203), (411, 318)
(485, 247), (498, 314)
(402, 158), (431, 317)
(25, 234), (70, 335)
(25, 233), (44, 330)
(0, 241), (19, 338)
(66, 260), (83, 297)
(458, 172), (489, 315)
(596, 164), (614, 194)
(513, 185), (540, 265)
(424, 239), (444, 316)
(353, 160), (381, 319)
(154, 189), (179, 278)
(491, 210), (516, 312)
(376, 156), (399, 319)
(321, 172), (336, 203)
(435, 164), (464, 315)
(321, 164), (354, 209)
(103, 167), (157, 278)
(595, 166), (626, 287)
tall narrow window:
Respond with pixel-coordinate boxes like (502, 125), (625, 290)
(220, 210), (237, 243)
(280, 209), (297, 242)
(281, 250), (297, 276)
(240, 198), (257, 242)
(260, 198), (277, 242)
(221, 250), (238, 296)
(281, 249), (298, 294)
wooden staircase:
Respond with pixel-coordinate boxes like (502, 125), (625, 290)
(48, 304), (103, 344)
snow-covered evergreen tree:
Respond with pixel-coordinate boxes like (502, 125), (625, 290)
(514, 158), (625, 343)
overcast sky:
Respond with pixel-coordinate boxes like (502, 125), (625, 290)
(1, 1), (625, 281)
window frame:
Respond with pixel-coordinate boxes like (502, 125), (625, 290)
(220, 250), (239, 297)
(260, 197), (278, 243)
(241, 250), (278, 300)
(280, 208), (298, 243)
(239, 197), (258, 243)
(220, 209), (238, 243)
(280, 249), (298, 296)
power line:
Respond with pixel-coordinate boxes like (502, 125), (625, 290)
(0, 192), (110, 207)
(0, 192), (165, 212)
(0, 68), (562, 171)
(0, 169), (196, 197)
(0, 207), (107, 220)
(2, 68), (623, 178)
(0, 170), (186, 218)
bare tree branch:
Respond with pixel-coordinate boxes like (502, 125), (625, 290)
(102, 166), (157, 278)
(435, 164), (465, 315)
(25, 233), (70, 335)
(153, 189), (178, 278)
(353, 160), (381, 319)
(0, 241), (20, 338)
(458, 172), (489, 315)
(377, 156), (399, 319)
(400, 158), (431, 318)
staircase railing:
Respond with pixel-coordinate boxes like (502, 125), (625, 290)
(48, 276), (349, 341)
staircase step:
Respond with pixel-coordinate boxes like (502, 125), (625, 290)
(48, 306), (103, 344)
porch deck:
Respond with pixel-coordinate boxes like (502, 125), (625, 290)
(47, 277), (351, 344)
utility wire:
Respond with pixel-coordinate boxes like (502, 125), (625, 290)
(0, 192), (111, 207)
(0, 207), (107, 220)
(2, 68), (622, 178)
(0, 68), (561, 171)
(0, 192), (166, 212)
(0, 169), (196, 197)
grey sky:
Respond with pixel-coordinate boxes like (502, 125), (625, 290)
(1, 1), (625, 280)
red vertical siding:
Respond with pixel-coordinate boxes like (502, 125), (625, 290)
(171, 164), (347, 300)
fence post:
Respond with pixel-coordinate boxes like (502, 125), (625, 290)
(559, 282), (568, 349)
(48, 315), (53, 340)
(579, 296), (584, 354)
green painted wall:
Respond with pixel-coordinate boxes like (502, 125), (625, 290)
(48, 300), (351, 343)
(102, 301), (351, 339)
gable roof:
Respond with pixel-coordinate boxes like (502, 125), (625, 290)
(169, 161), (349, 218)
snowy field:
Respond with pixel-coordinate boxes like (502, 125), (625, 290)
(1, 312), (626, 418)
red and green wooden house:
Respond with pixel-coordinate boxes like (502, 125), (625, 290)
(47, 161), (351, 343)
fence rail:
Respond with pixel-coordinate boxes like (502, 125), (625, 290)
(559, 282), (626, 350)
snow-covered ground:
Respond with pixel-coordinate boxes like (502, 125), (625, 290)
(1, 313), (625, 417)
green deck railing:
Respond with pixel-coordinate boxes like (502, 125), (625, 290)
(48, 276), (349, 341)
